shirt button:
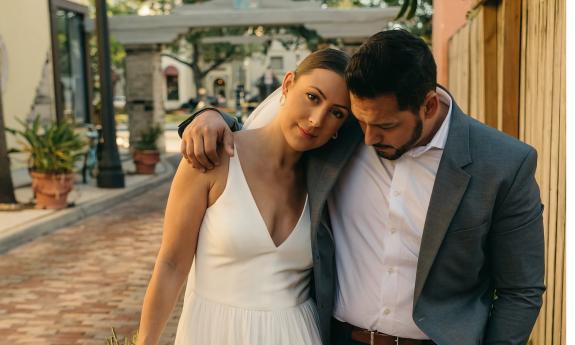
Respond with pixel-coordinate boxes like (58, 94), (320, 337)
(383, 308), (391, 315)
(387, 267), (395, 274)
(390, 227), (397, 234)
(393, 190), (401, 197)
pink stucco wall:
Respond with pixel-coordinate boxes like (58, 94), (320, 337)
(432, 0), (474, 86)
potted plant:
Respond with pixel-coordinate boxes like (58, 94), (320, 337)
(133, 124), (162, 174)
(6, 116), (86, 209)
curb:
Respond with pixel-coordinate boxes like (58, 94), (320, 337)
(0, 156), (179, 254)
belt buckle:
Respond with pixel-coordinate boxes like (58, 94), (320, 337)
(368, 329), (401, 345)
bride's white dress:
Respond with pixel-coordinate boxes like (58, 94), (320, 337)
(174, 146), (322, 345)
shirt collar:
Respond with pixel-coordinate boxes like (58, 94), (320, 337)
(407, 87), (453, 158)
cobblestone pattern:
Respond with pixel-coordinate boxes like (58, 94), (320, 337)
(0, 182), (183, 345)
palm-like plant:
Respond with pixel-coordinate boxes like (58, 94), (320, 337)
(6, 116), (87, 174)
(134, 124), (163, 151)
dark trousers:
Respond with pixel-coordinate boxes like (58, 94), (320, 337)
(331, 318), (365, 345)
(331, 318), (436, 345)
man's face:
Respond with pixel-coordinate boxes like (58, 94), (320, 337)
(351, 93), (423, 160)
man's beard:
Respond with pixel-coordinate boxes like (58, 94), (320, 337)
(374, 118), (423, 160)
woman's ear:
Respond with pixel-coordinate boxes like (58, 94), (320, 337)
(281, 71), (296, 96)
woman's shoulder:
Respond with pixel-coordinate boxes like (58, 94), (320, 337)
(173, 147), (231, 200)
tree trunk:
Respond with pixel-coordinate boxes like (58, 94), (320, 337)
(0, 82), (17, 204)
(192, 66), (204, 96)
(191, 42), (204, 97)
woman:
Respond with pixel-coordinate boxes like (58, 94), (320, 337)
(136, 49), (351, 345)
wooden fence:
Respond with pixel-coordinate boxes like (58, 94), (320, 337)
(447, 0), (565, 344)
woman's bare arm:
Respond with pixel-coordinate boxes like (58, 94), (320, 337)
(136, 158), (218, 345)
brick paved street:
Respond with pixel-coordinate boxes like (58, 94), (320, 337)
(0, 182), (182, 345)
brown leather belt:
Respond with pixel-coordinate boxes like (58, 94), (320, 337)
(339, 321), (432, 345)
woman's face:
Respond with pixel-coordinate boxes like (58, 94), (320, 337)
(279, 68), (351, 152)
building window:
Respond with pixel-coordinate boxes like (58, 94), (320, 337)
(50, 0), (90, 124)
(164, 66), (179, 101)
(270, 56), (284, 71)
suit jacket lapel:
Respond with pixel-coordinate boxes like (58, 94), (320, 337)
(414, 102), (472, 305)
(307, 118), (363, 234)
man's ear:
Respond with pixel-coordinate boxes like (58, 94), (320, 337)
(423, 91), (439, 119)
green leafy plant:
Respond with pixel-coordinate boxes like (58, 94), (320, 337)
(134, 124), (163, 151)
(6, 116), (87, 174)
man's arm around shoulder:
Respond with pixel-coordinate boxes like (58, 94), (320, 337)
(177, 107), (242, 138)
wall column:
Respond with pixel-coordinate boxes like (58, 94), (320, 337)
(124, 44), (165, 152)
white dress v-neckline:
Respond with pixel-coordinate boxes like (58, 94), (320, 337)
(232, 145), (309, 249)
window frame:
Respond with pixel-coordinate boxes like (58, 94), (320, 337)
(49, 0), (93, 124)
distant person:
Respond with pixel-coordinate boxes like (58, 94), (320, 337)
(257, 67), (280, 100)
(216, 90), (226, 106)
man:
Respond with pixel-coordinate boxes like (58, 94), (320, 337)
(177, 30), (545, 345)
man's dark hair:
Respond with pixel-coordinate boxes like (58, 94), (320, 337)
(345, 29), (437, 111)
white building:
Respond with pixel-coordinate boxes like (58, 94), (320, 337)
(160, 39), (310, 111)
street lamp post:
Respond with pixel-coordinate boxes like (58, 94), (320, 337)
(95, 0), (125, 188)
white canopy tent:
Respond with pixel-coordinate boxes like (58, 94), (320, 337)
(89, 0), (399, 45)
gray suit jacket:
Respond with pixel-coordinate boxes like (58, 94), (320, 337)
(178, 98), (545, 345)
(306, 100), (545, 345)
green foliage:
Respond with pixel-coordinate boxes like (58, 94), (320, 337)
(323, 0), (418, 18)
(184, 27), (263, 63)
(393, 0), (419, 20)
(134, 124), (163, 151)
(6, 116), (87, 174)
(88, 0), (146, 17)
(87, 0), (129, 122)
(388, 0), (432, 43)
(322, 0), (431, 42)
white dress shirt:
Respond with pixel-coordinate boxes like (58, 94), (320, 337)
(328, 88), (453, 339)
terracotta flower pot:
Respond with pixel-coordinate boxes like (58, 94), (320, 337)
(133, 150), (160, 174)
(30, 172), (75, 209)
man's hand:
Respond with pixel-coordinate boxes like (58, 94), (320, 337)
(180, 110), (235, 172)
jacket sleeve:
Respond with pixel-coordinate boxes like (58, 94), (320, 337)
(177, 107), (243, 138)
(484, 148), (546, 345)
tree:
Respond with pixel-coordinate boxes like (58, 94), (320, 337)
(164, 26), (258, 95)
(163, 25), (324, 95)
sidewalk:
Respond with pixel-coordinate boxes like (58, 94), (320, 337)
(0, 154), (180, 254)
